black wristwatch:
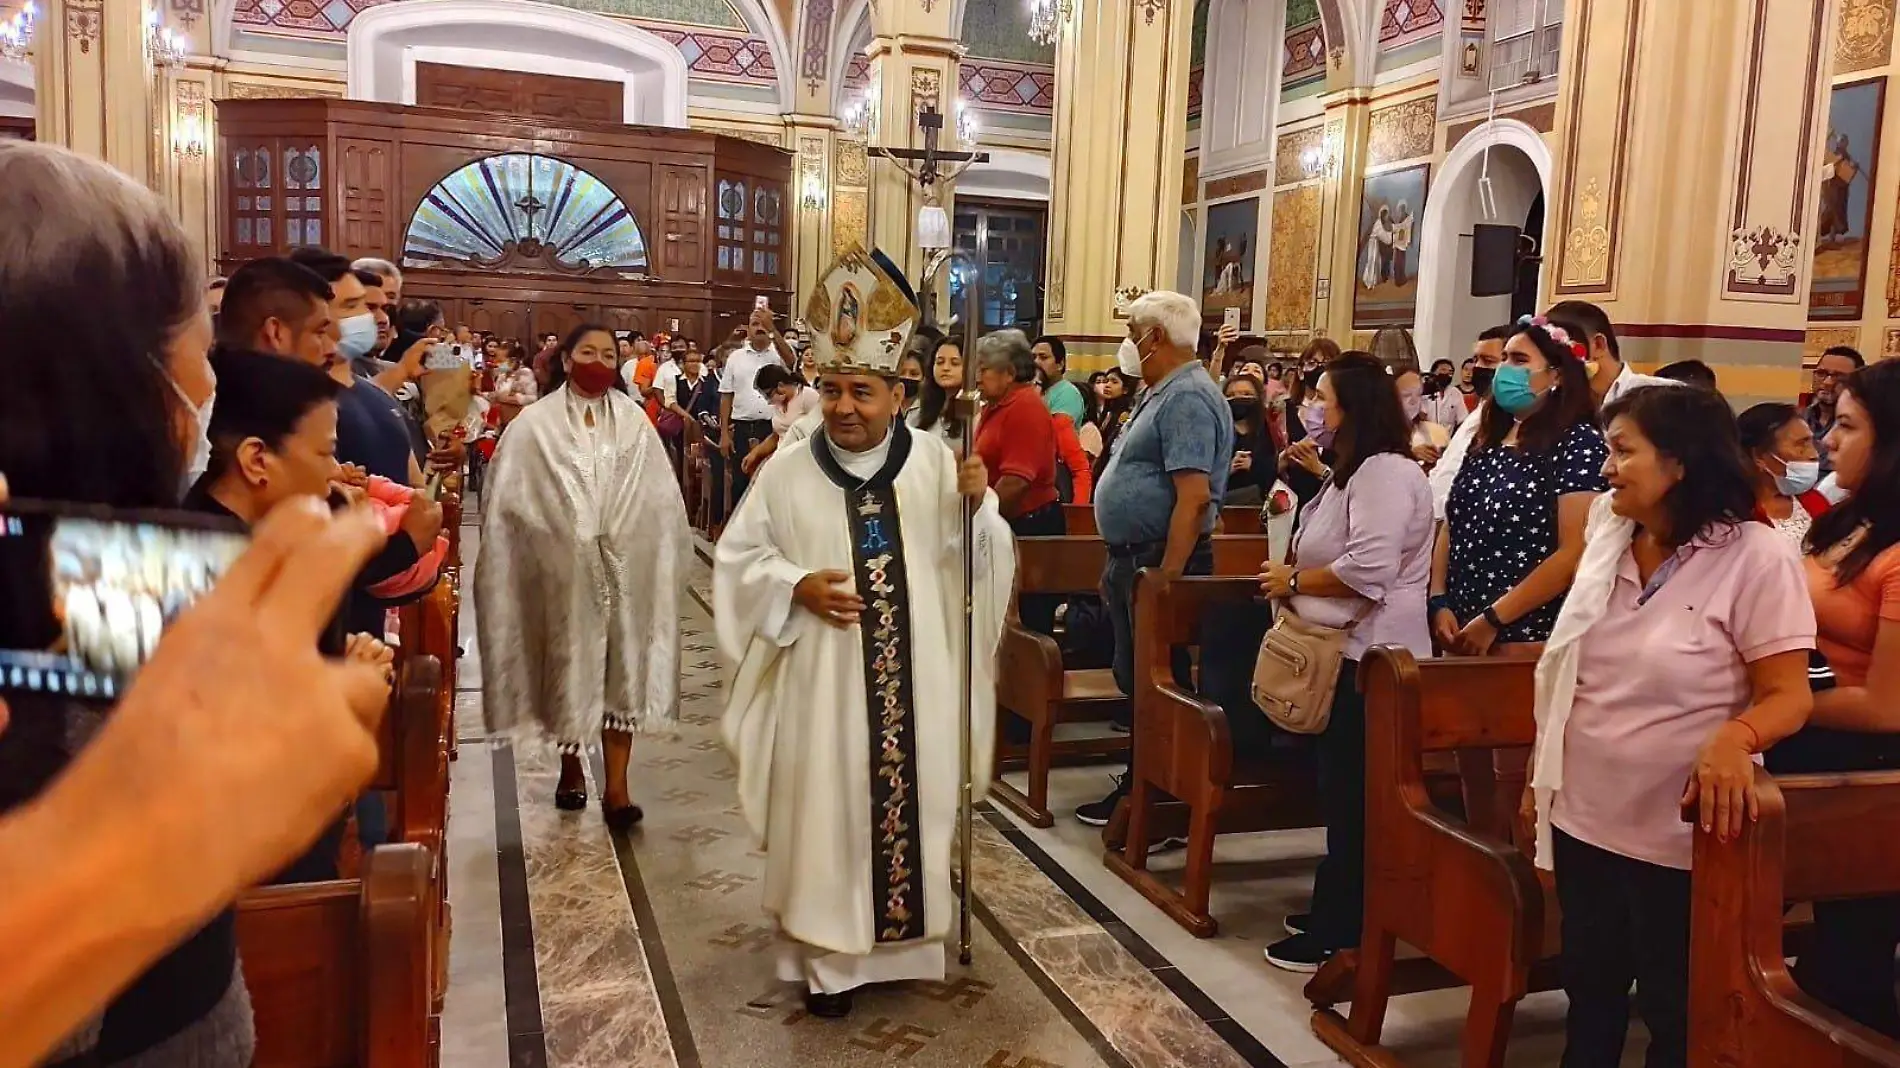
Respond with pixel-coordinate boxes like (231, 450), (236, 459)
(1482, 605), (1506, 630)
(1289, 570), (1303, 595)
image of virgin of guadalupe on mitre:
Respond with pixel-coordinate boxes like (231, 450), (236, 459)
(803, 244), (921, 377)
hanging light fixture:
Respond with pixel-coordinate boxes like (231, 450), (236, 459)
(1027, 0), (1070, 46)
(842, 83), (879, 139)
(146, 7), (187, 69)
(0, 2), (37, 63)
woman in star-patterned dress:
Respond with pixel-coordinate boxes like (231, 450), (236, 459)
(1432, 317), (1608, 653)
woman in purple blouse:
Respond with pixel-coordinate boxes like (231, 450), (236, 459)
(1257, 352), (1436, 972)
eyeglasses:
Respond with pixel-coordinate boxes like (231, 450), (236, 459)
(1813, 368), (1849, 381)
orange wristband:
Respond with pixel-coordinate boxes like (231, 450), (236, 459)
(1731, 718), (1762, 754)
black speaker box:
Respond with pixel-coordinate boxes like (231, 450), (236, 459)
(1471, 223), (1521, 297)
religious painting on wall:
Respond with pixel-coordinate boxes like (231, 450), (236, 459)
(1354, 163), (1429, 328)
(1810, 77), (1885, 320)
(1202, 197), (1258, 328)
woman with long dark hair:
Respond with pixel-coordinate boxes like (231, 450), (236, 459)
(913, 335), (969, 447)
(1770, 359), (1900, 1038)
(1530, 384), (1813, 1066)
(1221, 374), (1277, 507)
(1090, 369), (1139, 476)
(0, 140), (249, 1068)
(1258, 351), (1434, 972)
(1432, 316), (1607, 654)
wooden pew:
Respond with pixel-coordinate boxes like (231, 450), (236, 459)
(1306, 646), (1558, 1068)
(1061, 503), (1262, 536)
(993, 533), (1273, 828)
(1103, 568), (1317, 937)
(239, 843), (437, 1068)
(1689, 769), (1900, 1067)
(387, 611), (454, 1023)
(993, 537), (1128, 827)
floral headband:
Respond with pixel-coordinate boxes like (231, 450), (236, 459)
(1517, 314), (1588, 361)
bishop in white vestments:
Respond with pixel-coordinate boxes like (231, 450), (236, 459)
(715, 248), (1015, 1018)
(476, 325), (689, 829)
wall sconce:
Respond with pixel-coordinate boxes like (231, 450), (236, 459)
(1299, 141), (1339, 179)
(954, 98), (978, 148)
(1028, 0), (1071, 46)
(800, 167), (826, 211)
(173, 113), (205, 159)
(0, 2), (36, 63)
(146, 8), (187, 69)
(842, 84), (879, 140)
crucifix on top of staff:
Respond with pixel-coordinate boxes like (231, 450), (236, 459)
(865, 99), (990, 966)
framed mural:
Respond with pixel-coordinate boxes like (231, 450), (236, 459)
(1810, 77), (1886, 321)
(1353, 163), (1428, 328)
(1202, 197), (1258, 328)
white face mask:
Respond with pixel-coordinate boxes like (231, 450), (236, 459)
(336, 312), (378, 361)
(165, 375), (215, 496)
(1117, 330), (1152, 378)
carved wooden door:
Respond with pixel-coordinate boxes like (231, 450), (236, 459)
(656, 165), (706, 279)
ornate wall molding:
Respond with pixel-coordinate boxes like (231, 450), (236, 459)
(221, 81), (344, 99)
(67, 0), (102, 54)
(799, 0), (835, 94)
(1205, 168), (1269, 199)
(831, 187), (867, 254)
(1723, 0), (1829, 302)
(834, 137), (868, 184)
(1365, 96), (1435, 166)
(909, 66), (941, 115)
(1267, 184), (1321, 332)
(1553, 0), (1641, 294)
(1182, 154), (1200, 203)
(1836, 0), (1894, 76)
(1274, 125), (1324, 186)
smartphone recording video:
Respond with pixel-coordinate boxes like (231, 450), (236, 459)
(0, 502), (248, 701)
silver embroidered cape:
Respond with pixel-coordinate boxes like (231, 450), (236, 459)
(475, 385), (688, 748)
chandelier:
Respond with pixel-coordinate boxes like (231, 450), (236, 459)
(1027, 0), (1070, 46)
(0, 2), (36, 63)
(954, 99), (978, 148)
(842, 84), (879, 139)
(147, 8), (187, 69)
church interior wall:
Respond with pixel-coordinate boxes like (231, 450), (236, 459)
(1804, 0), (1900, 364)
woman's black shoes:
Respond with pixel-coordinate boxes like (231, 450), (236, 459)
(603, 803), (645, 832)
(554, 787), (587, 811)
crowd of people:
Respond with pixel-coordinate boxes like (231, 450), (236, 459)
(2, 130), (1898, 1068)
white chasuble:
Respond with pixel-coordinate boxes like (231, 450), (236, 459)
(475, 385), (689, 749)
(716, 421), (1014, 959)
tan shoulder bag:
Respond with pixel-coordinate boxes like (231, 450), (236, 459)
(1249, 480), (1376, 734)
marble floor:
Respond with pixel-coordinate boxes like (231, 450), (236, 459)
(438, 515), (1645, 1068)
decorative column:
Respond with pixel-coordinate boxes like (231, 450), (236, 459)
(1042, 0), (1195, 362)
(34, 0), (160, 188)
(785, 117), (838, 303)
(1544, 0), (1833, 406)
(1317, 89), (1370, 344)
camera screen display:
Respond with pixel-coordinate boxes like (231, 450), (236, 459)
(0, 508), (248, 700)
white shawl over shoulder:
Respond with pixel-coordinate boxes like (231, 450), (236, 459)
(1530, 493), (1634, 869)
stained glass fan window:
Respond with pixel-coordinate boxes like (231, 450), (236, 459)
(402, 153), (649, 273)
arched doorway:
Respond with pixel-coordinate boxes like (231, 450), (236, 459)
(1413, 119), (1553, 365)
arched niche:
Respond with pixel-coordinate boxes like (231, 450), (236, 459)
(1413, 119), (1553, 364)
(403, 152), (652, 276)
(345, 0), (691, 127)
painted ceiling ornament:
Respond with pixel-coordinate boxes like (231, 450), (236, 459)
(170, 0), (206, 25)
(1137, 0), (1164, 24)
(1112, 284), (1149, 318)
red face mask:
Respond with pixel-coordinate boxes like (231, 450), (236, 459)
(567, 357), (618, 396)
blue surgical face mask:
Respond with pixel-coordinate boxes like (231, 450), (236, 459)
(336, 313), (378, 361)
(1491, 362), (1544, 416)
(1773, 457), (1822, 496)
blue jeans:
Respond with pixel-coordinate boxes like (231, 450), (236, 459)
(1101, 538), (1213, 701)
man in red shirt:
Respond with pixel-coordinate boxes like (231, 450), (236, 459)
(972, 330), (1063, 536)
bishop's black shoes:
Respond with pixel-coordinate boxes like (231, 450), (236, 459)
(804, 989), (855, 1019)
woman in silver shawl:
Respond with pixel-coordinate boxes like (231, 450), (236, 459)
(475, 324), (689, 829)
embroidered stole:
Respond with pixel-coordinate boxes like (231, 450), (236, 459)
(811, 423), (927, 944)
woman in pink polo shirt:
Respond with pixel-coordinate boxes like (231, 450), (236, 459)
(1528, 384), (1814, 1068)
